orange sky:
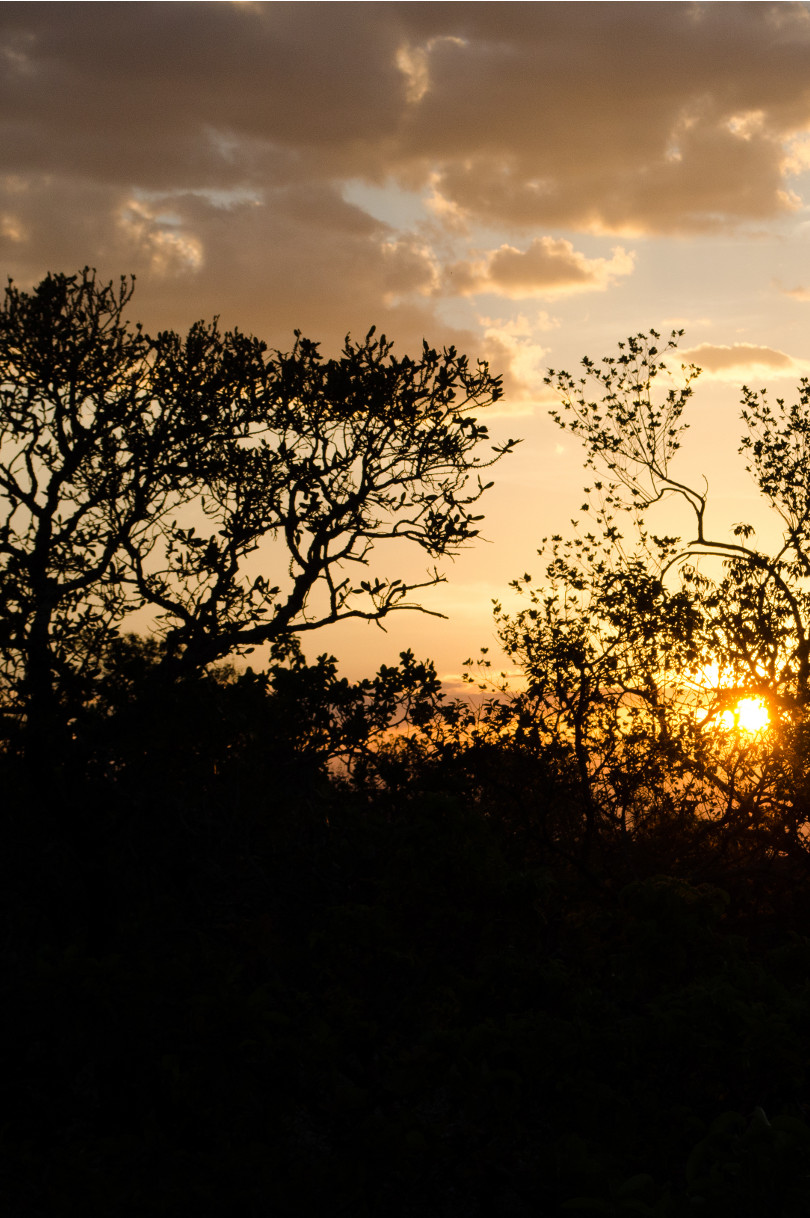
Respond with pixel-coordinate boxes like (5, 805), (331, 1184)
(2, 1), (809, 690)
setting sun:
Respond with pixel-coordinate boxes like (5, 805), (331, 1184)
(718, 696), (771, 735)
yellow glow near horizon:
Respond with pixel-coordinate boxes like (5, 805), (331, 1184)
(718, 696), (771, 735)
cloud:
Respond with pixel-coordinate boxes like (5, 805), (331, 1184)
(776, 283), (810, 302)
(380, 237), (441, 303)
(447, 238), (634, 298)
(117, 198), (204, 275)
(681, 342), (805, 379)
(1, 4), (808, 246)
(0, 211), (26, 244)
(390, 3), (810, 235)
(470, 312), (559, 415)
(0, 0), (809, 406)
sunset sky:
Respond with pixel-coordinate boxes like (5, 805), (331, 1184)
(2, 1), (810, 688)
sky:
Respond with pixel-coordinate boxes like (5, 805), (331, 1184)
(2, 1), (810, 690)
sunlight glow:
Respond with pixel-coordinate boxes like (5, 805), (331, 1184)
(718, 696), (771, 735)
(683, 663), (774, 737)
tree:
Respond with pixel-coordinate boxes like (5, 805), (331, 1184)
(0, 268), (515, 758)
(85, 630), (449, 798)
(0, 270), (196, 760)
(139, 318), (516, 675)
(497, 330), (810, 867)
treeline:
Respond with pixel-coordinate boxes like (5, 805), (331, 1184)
(4, 648), (810, 1217)
(4, 275), (810, 1215)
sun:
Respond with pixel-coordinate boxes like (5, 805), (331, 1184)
(685, 662), (773, 735)
(718, 696), (771, 735)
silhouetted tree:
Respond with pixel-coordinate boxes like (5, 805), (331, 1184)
(0, 270), (195, 762)
(0, 269), (515, 760)
(498, 330), (810, 865)
(86, 630), (447, 793)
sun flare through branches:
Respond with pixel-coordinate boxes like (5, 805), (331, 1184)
(688, 663), (774, 738)
(718, 696), (771, 736)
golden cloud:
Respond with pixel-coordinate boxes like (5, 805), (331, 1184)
(447, 238), (635, 298)
(1, 3), (808, 244)
(681, 342), (801, 379)
(118, 198), (203, 275)
(1, 1), (808, 408)
(780, 285), (810, 302)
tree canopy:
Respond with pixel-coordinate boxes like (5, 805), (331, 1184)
(0, 268), (515, 754)
(490, 330), (810, 868)
(7, 317), (810, 1218)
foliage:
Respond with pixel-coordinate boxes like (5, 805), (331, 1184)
(80, 631), (448, 791)
(6, 713), (810, 1215)
(6, 294), (810, 1216)
(0, 268), (514, 755)
(494, 329), (810, 867)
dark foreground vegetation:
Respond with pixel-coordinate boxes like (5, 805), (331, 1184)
(4, 655), (810, 1217)
(4, 273), (810, 1214)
